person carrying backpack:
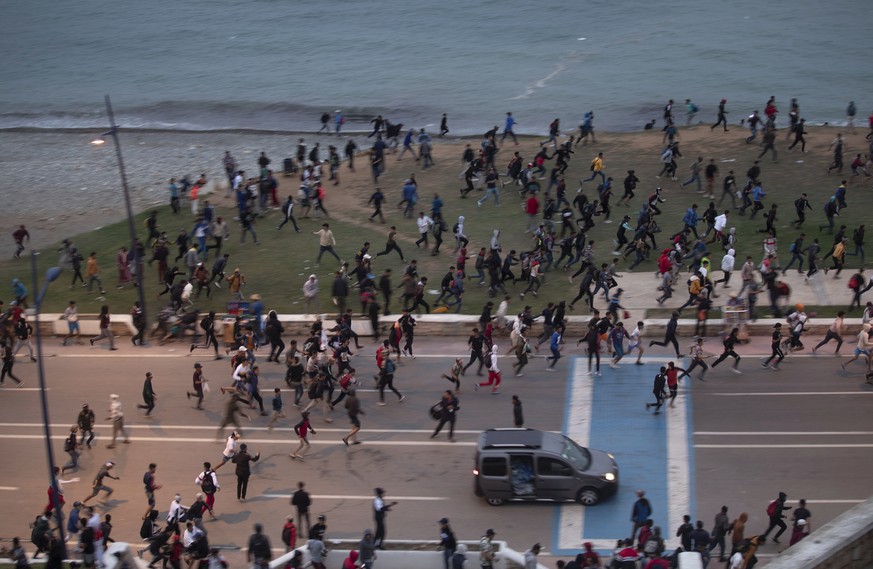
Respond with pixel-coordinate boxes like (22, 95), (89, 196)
(760, 491), (792, 543)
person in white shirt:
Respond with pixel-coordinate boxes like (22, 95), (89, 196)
(183, 521), (204, 550)
(414, 212), (434, 249)
(217, 432), (239, 468)
(107, 394), (130, 448)
(710, 210), (729, 244)
(167, 494), (187, 526)
(716, 248), (736, 288)
(476, 343), (501, 394)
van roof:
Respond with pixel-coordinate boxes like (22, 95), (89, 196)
(479, 428), (547, 449)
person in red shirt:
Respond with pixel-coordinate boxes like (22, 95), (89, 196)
(281, 516), (297, 552)
(665, 361), (687, 408)
(615, 539), (640, 566)
(525, 195), (540, 233)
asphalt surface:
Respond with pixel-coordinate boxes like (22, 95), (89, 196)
(0, 334), (871, 566)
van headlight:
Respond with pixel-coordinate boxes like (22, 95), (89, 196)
(603, 472), (616, 482)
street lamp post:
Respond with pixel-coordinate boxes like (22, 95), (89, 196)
(92, 94), (147, 334)
(30, 252), (65, 555)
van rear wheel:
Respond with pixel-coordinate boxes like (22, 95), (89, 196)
(577, 487), (600, 506)
(486, 497), (505, 506)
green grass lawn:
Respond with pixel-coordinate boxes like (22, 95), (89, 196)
(2, 125), (868, 318)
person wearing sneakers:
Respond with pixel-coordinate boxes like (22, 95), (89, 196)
(431, 390), (459, 441)
(186, 363), (206, 410)
(711, 328), (743, 374)
(762, 323), (785, 370)
(841, 323), (872, 371)
(476, 343), (502, 394)
(106, 394), (130, 448)
(82, 461), (118, 504)
(290, 411), (316, 461)
(342, 389), (364, 446)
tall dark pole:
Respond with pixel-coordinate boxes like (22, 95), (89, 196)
(103, 95), (147, 333)
(31, 252), (66, 556)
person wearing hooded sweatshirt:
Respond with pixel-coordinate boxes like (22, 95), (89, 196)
(451, 543), (467, 569)
(761, 491), (792, 543)
(454, 216), (469, 252)
(715, 248), (736, 287)
(490, 229), (501, 253)
(730, 512), (748, 555)
(359, 529), (376, 569)
(343, 550), (360, 569)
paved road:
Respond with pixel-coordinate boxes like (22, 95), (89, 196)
(0, 336), (870, 566)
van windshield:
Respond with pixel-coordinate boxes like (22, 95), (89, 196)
(560, 438), (592, 471)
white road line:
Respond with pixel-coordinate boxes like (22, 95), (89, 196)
(0, 486), (20, 491)
(0, 423), (483, 435)
(0, 434), (473, 446)
(710, 392), (873, 396)
(666, 378), (690, 550)
(0, 388), (47, 392)
(696, 444), (873, 449)
(262, 494), (447, 501)
(802, 500), (865, 504)
(696, 431), (873, 436)
(558, 359), (592, 550)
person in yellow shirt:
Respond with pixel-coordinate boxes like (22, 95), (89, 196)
(826, 236), (847, 277)
(86, 252), (107, 295)
(581, 152), (606, 185)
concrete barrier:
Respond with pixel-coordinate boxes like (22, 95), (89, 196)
(269, 540), (547, 569)
(762, 495), (873, 569)
(34, 313), (864, 341)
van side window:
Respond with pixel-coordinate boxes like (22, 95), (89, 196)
(537, 457), (573, 477)
(481, 457), (507, 476)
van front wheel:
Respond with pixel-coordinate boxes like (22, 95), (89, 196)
(486, 497), (505, 506)
(577, 487), (600, 506)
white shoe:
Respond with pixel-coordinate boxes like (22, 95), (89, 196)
(730, 368), (742, 375)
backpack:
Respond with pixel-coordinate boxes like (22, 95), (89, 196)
(200, 471), (216, 494)
(690, 103), (699, 113)
(766, 500), (778, 517)
(384, 359), (396, 374)
(789, 242), (796, 253)
(452, 223), (460, 234)
(139, 517), (155, 539)
(849, 274), (861, 290)
(340, 374), (353, 391)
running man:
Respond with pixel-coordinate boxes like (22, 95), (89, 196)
(711, 328), (743, 373)
(82, 461), (118, 504)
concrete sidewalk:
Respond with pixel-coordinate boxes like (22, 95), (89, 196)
(596, 264), (861, 312)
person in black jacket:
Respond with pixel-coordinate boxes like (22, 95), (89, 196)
(247, 523), (272, 569)
(232, 444), (260, 501)
(649, 312), (681, 358)
(264, 311), (285, 363)
(761, 491), (792, 543)
(431, 390), (459, 442)
(291, 482), (312, 535)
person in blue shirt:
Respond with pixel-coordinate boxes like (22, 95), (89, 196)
(545, 325), (564, 371)
(501, 112), (518, 145)
(267, 388), (284, 430)
(431, 194), (444, 219)
(749, 182), (767, 219)
(398, 129), (417, 160)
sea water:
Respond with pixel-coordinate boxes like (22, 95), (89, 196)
(1, 0), (869, 135)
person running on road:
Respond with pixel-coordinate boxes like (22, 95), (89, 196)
(290, 411), (316, 461)
(341, 389), (364, 446)
(813, 311), (844, 354)
(442, 358), (463, 393)
(137, 372), (157, 416)
(186, 363), (206, 410)
(649, 312), (681, 358)
(711, 328), (743, 373)
(762, 323), (785, 370)
(645, 367), (668, 415)
(680, 337), (710, 381)
(475, 343), (501, 394)
(82, 461), (118, 505)
(106, 394), (130, 448)
(664, 361), (687, 408)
